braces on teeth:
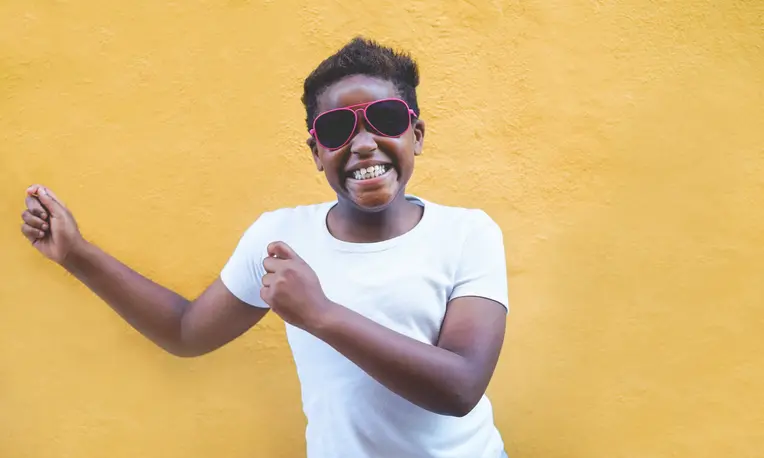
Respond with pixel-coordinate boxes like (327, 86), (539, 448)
(353, 165), (388, 180)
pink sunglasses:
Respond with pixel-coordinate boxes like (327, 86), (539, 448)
(310, 98), (418, 151)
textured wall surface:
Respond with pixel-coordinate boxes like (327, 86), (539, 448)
(1, 1), (763, 457)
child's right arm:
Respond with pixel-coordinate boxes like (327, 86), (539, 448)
(19, 185), (268, 357)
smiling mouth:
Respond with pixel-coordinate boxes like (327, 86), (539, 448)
(347, 164), (393, 181)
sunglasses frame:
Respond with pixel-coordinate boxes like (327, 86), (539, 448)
(310, 98), (418, 151)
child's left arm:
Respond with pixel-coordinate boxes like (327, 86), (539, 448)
(313, 292), (506, 418)
(260, 213), (508, 417)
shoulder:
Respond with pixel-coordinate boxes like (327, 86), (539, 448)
(420, 198), (510, 308)
(239, 200), (334, 240)
(253, 201), (332, 225)
(421, 198), (503, 239)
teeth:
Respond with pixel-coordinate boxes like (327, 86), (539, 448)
(352, 164), (389, 180)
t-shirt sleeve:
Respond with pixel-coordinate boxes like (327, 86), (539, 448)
(449, 210), (509, 311)
(219, 213), (276, 309)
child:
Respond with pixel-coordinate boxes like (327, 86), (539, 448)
(20, 37), (510, 458)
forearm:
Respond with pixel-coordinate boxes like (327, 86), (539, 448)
(62, 240), (190, 355)
(311, 302), (480, 417)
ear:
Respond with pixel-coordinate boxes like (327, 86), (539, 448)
(412, 119), (425, 156)
(306, 136), (324, 172)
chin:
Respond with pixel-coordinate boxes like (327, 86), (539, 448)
(353, 195), (395, 212)
(348, 189), (403, 212)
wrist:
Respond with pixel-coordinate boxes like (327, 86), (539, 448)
(307, 298), (343, 337)
(61, 237), (92, 271)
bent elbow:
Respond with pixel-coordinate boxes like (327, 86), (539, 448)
(170, 348), (203, 358)
(448, 397), (480, 418)
(440, 389), (483, 418)
(161, 342), (207, 358)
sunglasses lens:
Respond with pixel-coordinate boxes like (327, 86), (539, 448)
(314, 109), (356, 149)
(366, 99), (411, 137)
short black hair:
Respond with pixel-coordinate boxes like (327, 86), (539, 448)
(301, 36), (420, 131)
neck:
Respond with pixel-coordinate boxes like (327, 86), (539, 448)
(328, 193), (423, 243)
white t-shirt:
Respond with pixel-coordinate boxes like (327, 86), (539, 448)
(221, 195), (509, 458)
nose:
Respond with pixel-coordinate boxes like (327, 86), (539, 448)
(349, 112), (377, 156)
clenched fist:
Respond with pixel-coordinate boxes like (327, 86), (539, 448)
(261, 241), (334, 331)
(20, 185), (85, 265)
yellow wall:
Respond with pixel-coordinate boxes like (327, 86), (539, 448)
(1, 1), (762, 457)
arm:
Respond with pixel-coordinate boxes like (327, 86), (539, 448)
(262, 213), (509, 417)
(63, 242), (268, 357)
(20, 185), (268, 357)
(312, 296), (506, 417)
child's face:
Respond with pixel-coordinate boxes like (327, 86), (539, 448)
(308, 75), (425, 212)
